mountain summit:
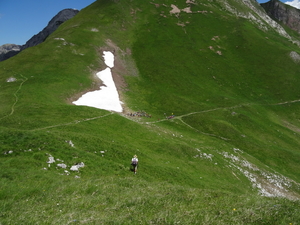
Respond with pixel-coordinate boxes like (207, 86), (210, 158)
(21, 8), (79, 50)
(261, 0), (300, 33)
(0, 44), (21, 61)
(0, 8), (78, 61)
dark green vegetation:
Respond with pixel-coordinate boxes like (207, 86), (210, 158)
(1, 0), (300, 223)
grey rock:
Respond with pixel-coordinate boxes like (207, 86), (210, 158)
(57, 163), (67, 169)
(261, 0), (300, 33)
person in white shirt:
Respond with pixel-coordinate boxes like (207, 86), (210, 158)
(131, 155), (138, 174)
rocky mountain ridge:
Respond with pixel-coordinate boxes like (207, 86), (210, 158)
(2, 1), (300, 62)
(0, 8), (79, 62)
(261, 0), (300, 34)
(0, 44), (21, 61)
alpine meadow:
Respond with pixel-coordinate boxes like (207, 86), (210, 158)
(1, 0), (300, 224)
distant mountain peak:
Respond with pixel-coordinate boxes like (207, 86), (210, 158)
(0, 8), (79, 62)
(22, 8), (79, 50)
(261, 0), (300, 34)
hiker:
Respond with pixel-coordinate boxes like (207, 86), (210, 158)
(131, 155), (138, 174)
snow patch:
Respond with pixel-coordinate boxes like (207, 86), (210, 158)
(103, 51), (114, 68)
(73, 51), (123, 112)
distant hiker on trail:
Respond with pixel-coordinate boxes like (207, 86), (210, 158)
(131, 155), (138, 174)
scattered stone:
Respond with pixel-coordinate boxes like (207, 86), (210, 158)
(70, 166), (79, 171)
(177, 22), (186, 27)
(70, 162), (85, 172)
(6, 77), (17, 82)
(66, 140), (75, 148)
(186, 0), (196, 4)
(170, 4), (181, 15)
(233, 148), (243, 153)
(211, 36), (220, 41)
(57, 163), (67, 169)
(182, 7), (192, 13)
(47, 156), (55, 164)
(219, 150), (299, 199)
(91, 28), (99, 32)
(54, 38), (65, 41)
(194, 149), (214, 161)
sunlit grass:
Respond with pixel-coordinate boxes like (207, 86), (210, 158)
(1, 0), (300, 223)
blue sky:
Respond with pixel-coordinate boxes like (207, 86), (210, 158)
(256, 0), (300, 7)
(0, 0), (95, 46)
(257, 0), (294, 3)
(0, 0), (298, 46)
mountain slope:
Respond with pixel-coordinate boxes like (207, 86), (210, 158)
(1, 0), (300, 223)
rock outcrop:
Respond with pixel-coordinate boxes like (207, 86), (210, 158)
(261, 0), (300, 33)
(0, 8), (79, 62)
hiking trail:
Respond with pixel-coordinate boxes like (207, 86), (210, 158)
(0, 74), (28, 121)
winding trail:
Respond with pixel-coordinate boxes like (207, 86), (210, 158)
(31, 112), (114, 131)
(28, 97), (300, 133)
(271, 99), (300, 105)
(127, 99), (300, 140)
(2, 73), (300, 136)
(176, 117), (230, 140)
(0, 74), (28, 121)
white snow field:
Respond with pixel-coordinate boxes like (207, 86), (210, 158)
(73, 51), (123, 112)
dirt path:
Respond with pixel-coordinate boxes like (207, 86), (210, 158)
(271, 99), (300, 105)
(31, 112), (113, 131)
(0, 74), (28, 121)
(3, 73), (300, 134)
(121, 99), (300, 140)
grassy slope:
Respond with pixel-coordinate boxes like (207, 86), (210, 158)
(1, 0), (300, 223)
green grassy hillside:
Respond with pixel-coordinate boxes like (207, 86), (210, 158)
(1, 0), (300, 223)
